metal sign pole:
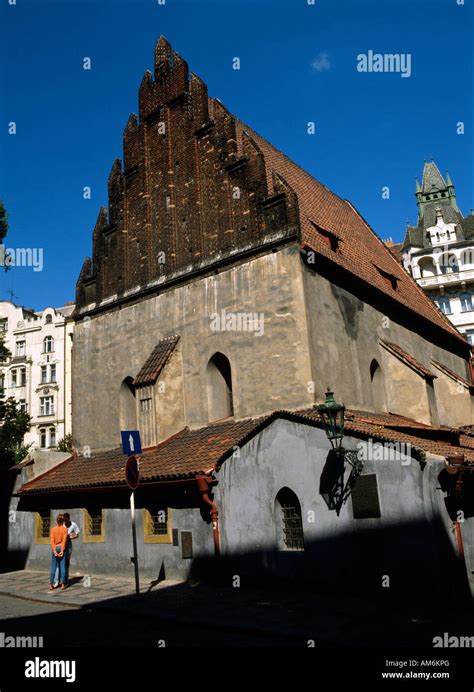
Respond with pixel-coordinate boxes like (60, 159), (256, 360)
(130, 490), (140, 597)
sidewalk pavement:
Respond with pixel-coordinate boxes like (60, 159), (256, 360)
(0, 569), (472, 647)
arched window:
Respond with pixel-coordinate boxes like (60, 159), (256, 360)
(43, 336), (54, 353)
(460, 293), (473, 313)
(206, 353), (234, 422)
(418, 257), (436, 278)
(45, 314), (52, 324)
(274, 488), (304, 551)
(119, 377), (136, 430)
(49, 427), (56, 448)
(435, 296), (452, 315)
(460, 248), (474, 269)
(439, 253), (459, 274)
(370, 359), (387, 412)
(39, 429), (47, 448)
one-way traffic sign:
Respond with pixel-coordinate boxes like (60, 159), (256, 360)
(121, 430), (142, 456)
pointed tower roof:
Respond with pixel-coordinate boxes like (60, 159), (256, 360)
(421, 161), (446, 193)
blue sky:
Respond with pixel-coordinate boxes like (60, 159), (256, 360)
(0, 0), (472, 311)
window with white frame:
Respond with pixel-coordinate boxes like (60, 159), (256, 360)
(50, 364), (56, 382)
(49, 427), (56, 448)
(19, 399), (27, 413)
(0, 318), (8, 335)
(460, 293), (473, 312)
(40, 365), (47, 384)
(39, 428), (47, 448)
(20, 367), (26, 387)
(40, 396), (54, 416)
(15, 341), (25, 357)
(11, 369), (17, 387)
(435, 296), (452, 315)
(466, 330), (474, 346)
(43, 336), (54, 353)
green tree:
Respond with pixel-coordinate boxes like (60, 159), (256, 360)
(0, 337), (31, 470)
(0, 200), (8, 244)
(57, 433), (73, 454)
(0, 398), (31, 470)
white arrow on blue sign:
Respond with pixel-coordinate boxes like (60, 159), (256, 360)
(121, 430), (142, 456)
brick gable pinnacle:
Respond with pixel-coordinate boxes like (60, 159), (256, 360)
(74, 37), (469, 358)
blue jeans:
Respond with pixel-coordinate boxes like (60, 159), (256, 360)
(54, 544), (72, 584)
(50, 546), (66, 585)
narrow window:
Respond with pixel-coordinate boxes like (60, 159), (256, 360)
(50, 364), (56, 383)
(11, 369), (17, 387)
(206, 352), (234, 422)
(275, 488), (304, 551)
(83, 508), (105, 543)
(119, 377), (136, 430)
(49, 427), (56, 448)
(43, 336), (54, 353)
(435, 296), (452, 315)
(41, 365), (48, 384)
(34, 510), (51, 544)
(370, 359), (387, 412)
(40, 396), (54, 416)
(20, 367), (26, 387)
(15, 341), (25, 357)
(140, 397), (152, 412)
(19, 399), (27, 413)
(460, 294), (473, 313)
(40, 428), (47, 448)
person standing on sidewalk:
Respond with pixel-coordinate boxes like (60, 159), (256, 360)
(63, 513), (80, 585)
(53, 513), (80, 587)
(49, 514), (68, 591)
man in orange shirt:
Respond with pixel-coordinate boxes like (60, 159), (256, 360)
(49, 514), (68, 590)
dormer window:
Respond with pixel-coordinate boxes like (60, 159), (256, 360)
(309, 221), (339, 252)
(374, 265), (398, 290)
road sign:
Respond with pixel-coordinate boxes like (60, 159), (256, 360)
(121, 430), (142, 456)
(125, 455), (140, 490)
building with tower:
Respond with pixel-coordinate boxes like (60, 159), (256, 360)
(7, 39), (474, 596)
(401, 161), (474, 346)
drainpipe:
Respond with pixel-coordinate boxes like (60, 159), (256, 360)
(195, 475), (220, 557)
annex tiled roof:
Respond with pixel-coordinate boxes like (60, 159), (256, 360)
(235, 121), (467, 349)
(380, 340), (436, 380)
(17, 417), (268, 495)
(133, 335), (179, 386)
(17, 408), (474, 495)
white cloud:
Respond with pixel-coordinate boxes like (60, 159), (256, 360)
(311, 53), (332, 72)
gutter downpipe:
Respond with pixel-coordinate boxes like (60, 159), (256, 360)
(195, 475), (220, 557)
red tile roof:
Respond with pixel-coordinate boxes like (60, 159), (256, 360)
(17, 409), (474, 495)
(380, 340), (436, 380)
(235, 120), (467, 350)
(133, 335), (179, 386)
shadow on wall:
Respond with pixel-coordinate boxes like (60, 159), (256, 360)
(1, 524), (472, 650)
(0, 471), (29, 573)
(190, 515), (472, 607)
